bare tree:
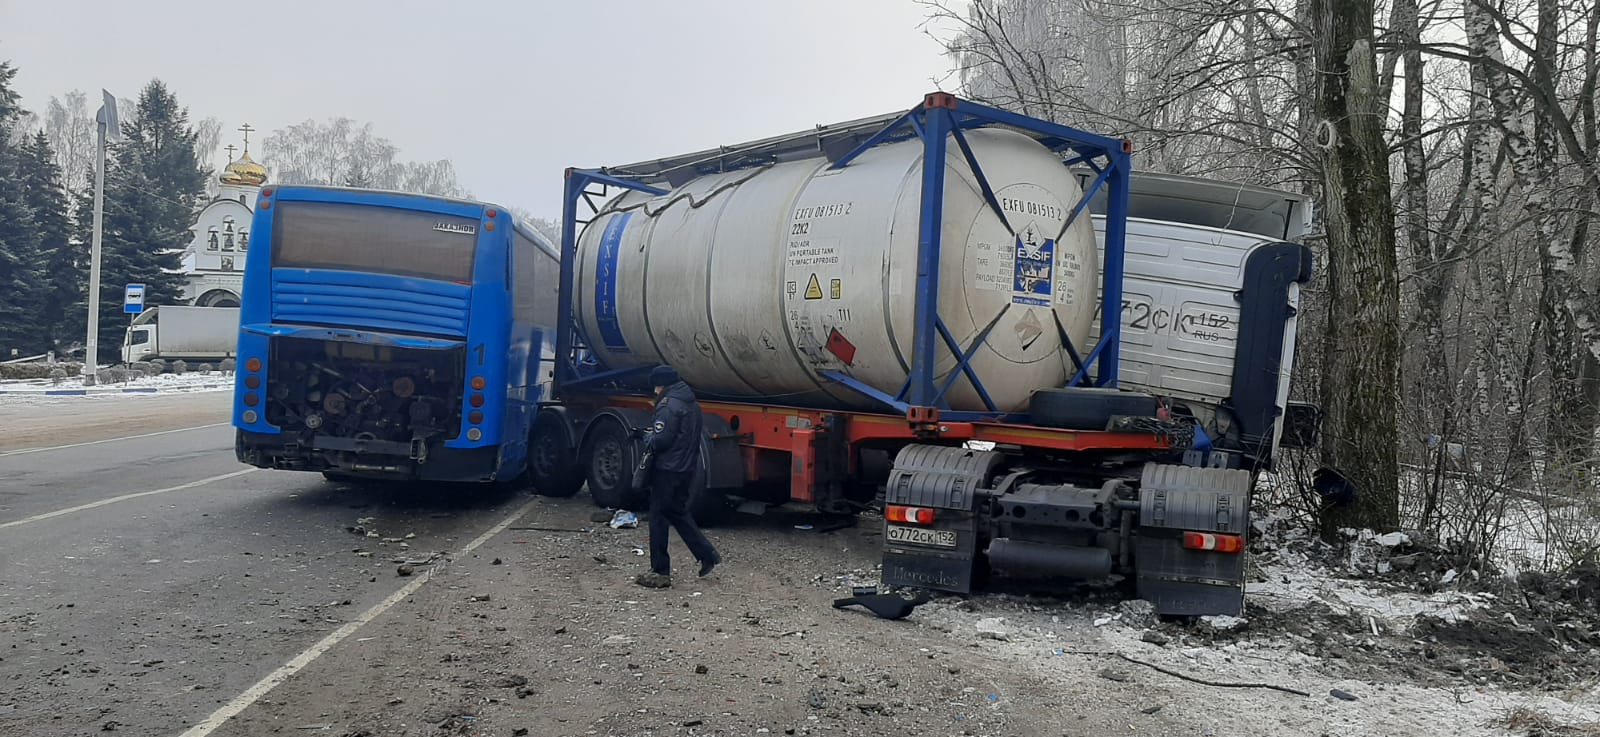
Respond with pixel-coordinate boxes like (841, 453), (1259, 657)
(1455, 0), (1600, 481)
(261, 117), (469, 198)
(194, 116), (222, 198)
(43, 91), (94, 194)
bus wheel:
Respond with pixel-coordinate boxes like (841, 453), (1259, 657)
(529, 412), (583, 498)
(322, 471), (377, 485)
(584, 419), (647, 511)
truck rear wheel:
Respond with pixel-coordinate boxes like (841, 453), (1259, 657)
(584, 419), (647, 511)
(528, 411), (583, 498)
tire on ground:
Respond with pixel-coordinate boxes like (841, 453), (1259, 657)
(584, 418), (647, 511)
(528, 411), (584, 498)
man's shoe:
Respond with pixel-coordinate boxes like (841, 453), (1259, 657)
(698, 555), (721, 578)
(634, 572), (671, 589)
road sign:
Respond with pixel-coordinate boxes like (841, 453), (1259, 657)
(124, 283), (145, 314)
(102, 89), (122, 142)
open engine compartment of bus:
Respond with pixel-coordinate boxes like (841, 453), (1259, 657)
(238, 336), (466, 476)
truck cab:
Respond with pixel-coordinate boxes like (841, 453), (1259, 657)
(120, 306), (241, 364)
(121, 311), (159, 364)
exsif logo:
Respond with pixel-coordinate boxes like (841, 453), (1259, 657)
(434, 222), (477, 235)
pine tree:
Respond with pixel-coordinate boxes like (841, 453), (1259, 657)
(0, 60), (43, 357)
(0, 60), (18, 123)
(77, 79), (207, 362)
(20, 131), (79, 354)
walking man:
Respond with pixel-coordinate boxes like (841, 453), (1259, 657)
(635, 365), (721, 588)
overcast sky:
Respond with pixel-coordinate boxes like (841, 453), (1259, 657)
(0, 1), (958, 219)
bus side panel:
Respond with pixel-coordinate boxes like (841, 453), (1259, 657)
(500, 227), (563, 480)
(447, 222), (509, 453)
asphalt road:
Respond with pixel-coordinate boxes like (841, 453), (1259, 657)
(0, 392), (531, 736)
(4, 393), (1552, 737)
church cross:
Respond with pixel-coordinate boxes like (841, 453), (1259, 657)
(224, 144), (237, 161)
(238, 123), (255, 153)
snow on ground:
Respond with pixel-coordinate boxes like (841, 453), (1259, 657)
(0, 370), (232, 396)
(1249, 534), (1491, 626)
(874, 504), (1600, 735)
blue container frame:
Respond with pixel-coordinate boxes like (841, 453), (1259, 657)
(554, 93), (1132, 423)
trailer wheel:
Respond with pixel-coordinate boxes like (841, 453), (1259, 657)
(1028, 387), (1159, 430)
(584, 419), (648, 511)
(528, 412), (584, 498)
(680, 435), (732, 527)
(687, 486), (732, 527)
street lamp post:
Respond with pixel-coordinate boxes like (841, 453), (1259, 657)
(83, 90), (120, 379)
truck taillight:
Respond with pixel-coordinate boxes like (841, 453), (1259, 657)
(886, 505), (935, 525)
(246, 357), (261, 373)
(471, 376), (486, 390)
(1182, 532), (1244, 554)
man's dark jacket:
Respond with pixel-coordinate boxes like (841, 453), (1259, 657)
(648, 381), (702, 473)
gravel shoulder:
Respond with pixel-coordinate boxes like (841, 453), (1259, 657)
(204, 494), (1600, 737)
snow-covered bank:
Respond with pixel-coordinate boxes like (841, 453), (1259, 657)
(0, 370), (232, 396)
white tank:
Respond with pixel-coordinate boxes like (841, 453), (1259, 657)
(572, 128), (1098, 412)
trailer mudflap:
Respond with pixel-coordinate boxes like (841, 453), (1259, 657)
(1134, 464), (1253, 616)
(880, 445), (1002, 594)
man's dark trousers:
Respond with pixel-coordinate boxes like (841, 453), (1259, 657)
(648, 468), (718, 576)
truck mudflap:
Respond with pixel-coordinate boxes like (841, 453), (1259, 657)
(1133, 463), (1253, 617)
(880, 445), (1003, 593)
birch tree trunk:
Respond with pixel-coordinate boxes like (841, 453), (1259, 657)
(1465, 0), (1600, 480)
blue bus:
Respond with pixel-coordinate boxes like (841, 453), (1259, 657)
(232, 186), (561, 483)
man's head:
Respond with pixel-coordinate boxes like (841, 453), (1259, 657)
(649, 365), (679, 397)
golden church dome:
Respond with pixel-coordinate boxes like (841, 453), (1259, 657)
(220, 151), (267, 187)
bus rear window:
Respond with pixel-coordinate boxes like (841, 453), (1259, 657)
(271, 201), (479, 282)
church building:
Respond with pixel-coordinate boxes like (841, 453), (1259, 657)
(177, 125), (266, 307)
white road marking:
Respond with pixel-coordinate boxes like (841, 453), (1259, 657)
(175, 498), (539, 737)
(0, 422), (230, 458)
(0, 468), (258, 530)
